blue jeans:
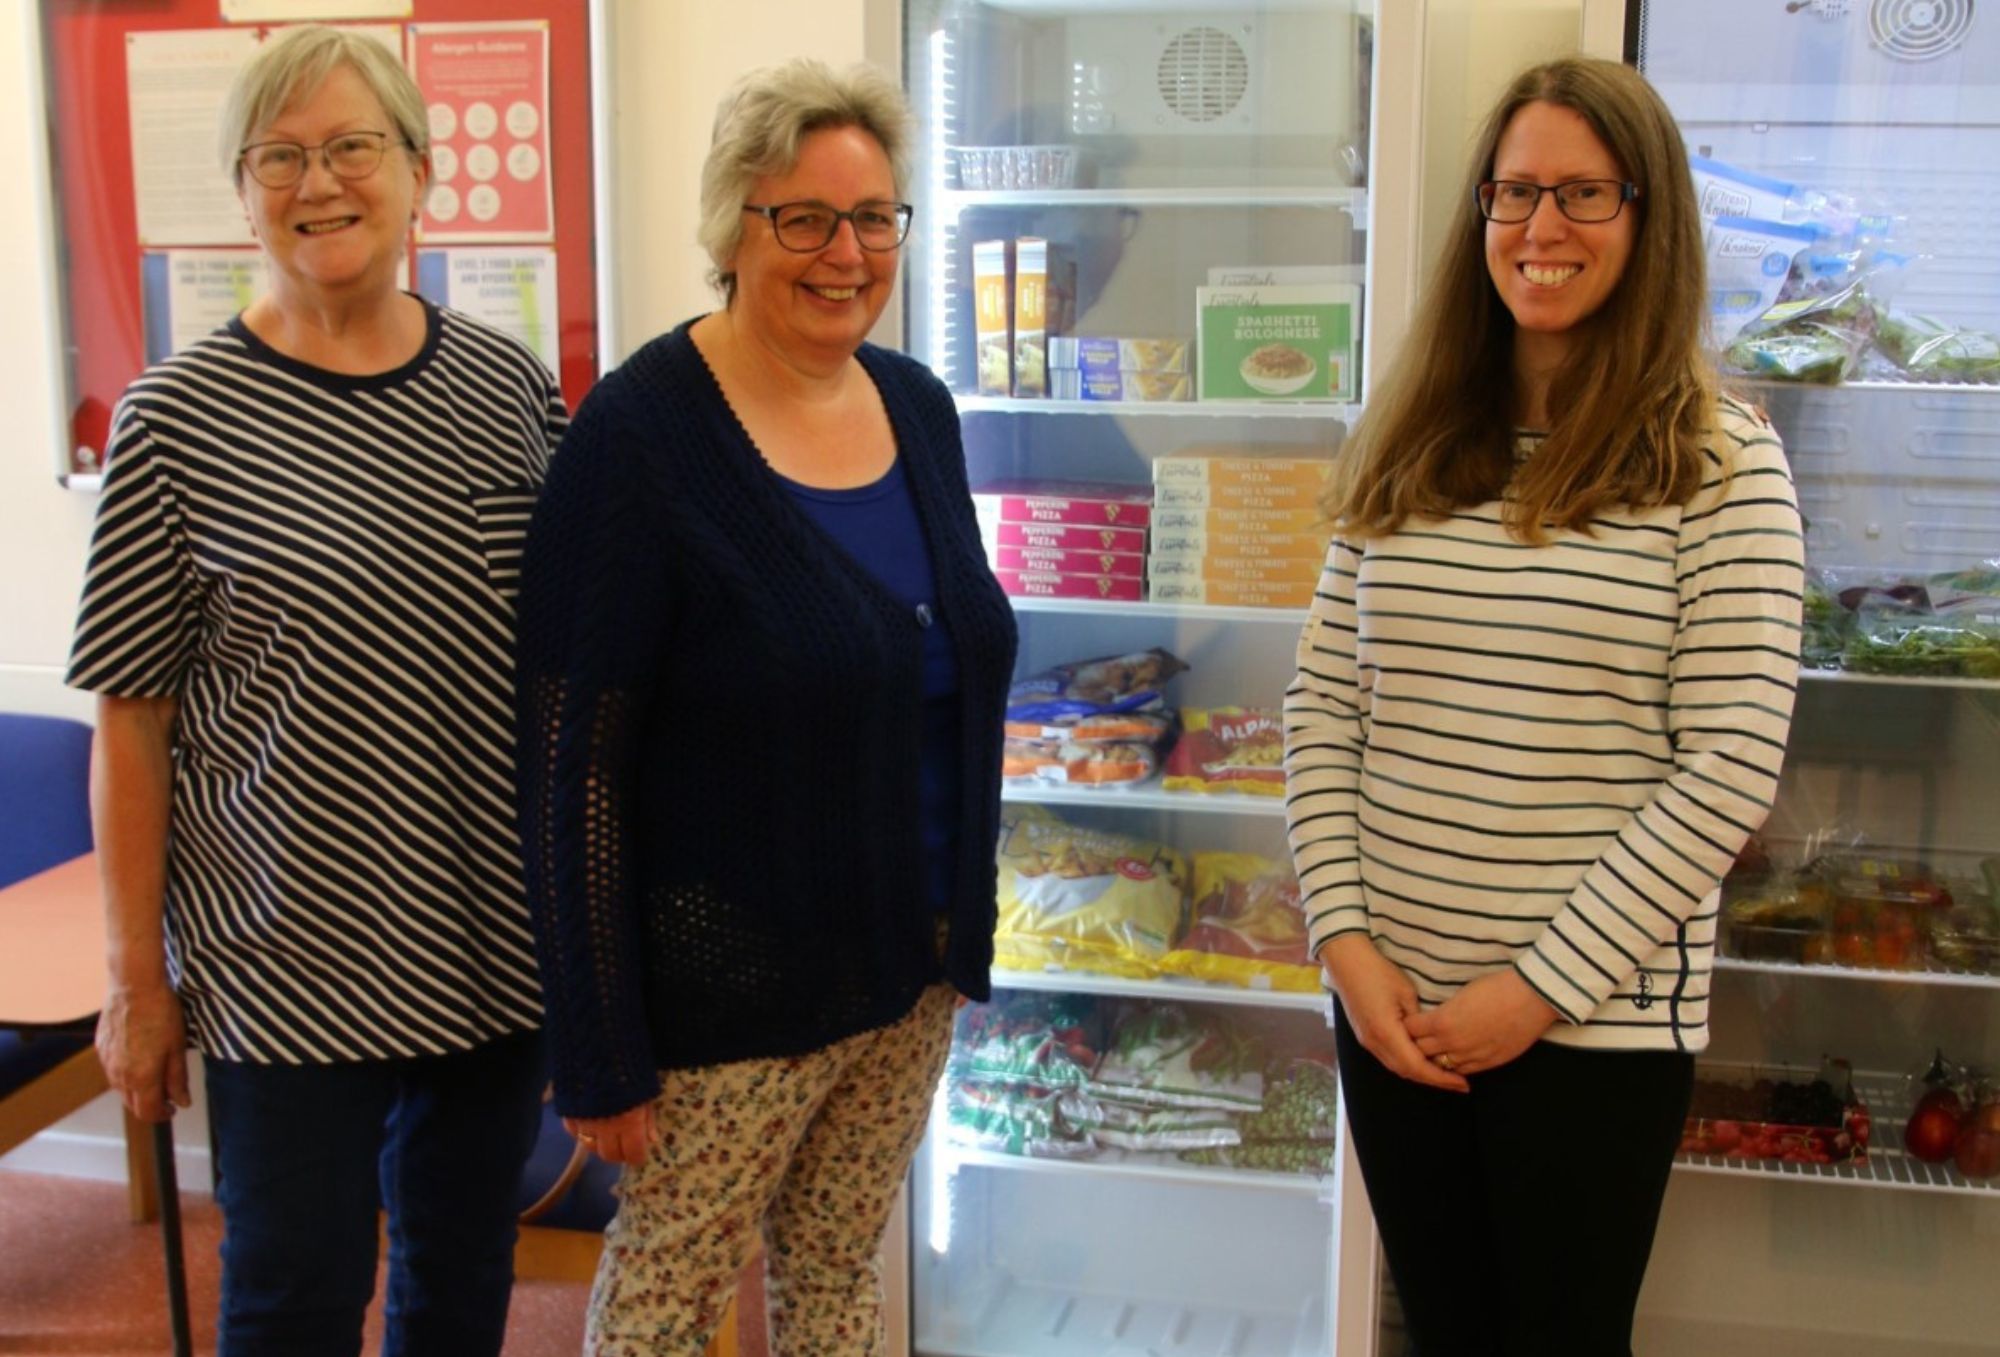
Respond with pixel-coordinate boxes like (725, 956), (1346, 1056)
(205, 1029), (545, 1357)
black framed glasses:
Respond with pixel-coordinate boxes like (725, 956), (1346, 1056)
(1475, 179), (1640, 224)
(238, 131), (407, 189)
(742, 200), (914, 252)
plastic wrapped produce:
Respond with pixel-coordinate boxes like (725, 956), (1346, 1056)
(950, 991), (1103, 1090)
(1875, 310), (2000, 385)
(944, 1080), (1098, 1158)
(1088, 1004), (1265, 1112)
(1236, 1058), (1341, 1144)
(1178, 1141), (1337, 1175)
(1057, 1093), (1240, 1151)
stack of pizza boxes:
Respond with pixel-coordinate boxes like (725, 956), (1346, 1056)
(1147, 447), (1332, 608)
(972, 480), (1154, 603)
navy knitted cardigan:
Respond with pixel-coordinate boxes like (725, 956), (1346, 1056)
(514, 322), (1018, 1118)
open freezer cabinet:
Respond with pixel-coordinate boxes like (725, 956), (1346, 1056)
(1585, 5), (2000, 1355)
(892, 0), (1427, 1353)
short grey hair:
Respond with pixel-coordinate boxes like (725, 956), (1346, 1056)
(698, 58), (913, 302)
(218, 26), (429, 187)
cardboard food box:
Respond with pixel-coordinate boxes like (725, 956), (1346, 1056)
(1207, 265), (1366, 288)
(996, 569), (1146, 603)
(986, 519), (1150, 555)
(1151, 504), (1329, 535)
(1146, 554), (1322, 585)
(1152, 480), (1327, 511)
(1197, 283), (1361, 402)
(1050, 370), (1194, 402)
(1049, 337), (1191, 375)
(1147, 529), (1329, 562)
(1152, 447), (1335, 493)
(973, 480), (1154, 529)
(991, 545), (1147, 579)
(1011, 238), (1074, 397)
(1147, 576), (1318, 608)
(973, 239), (1013, 396)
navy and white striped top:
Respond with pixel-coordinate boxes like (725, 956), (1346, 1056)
(67, 300), (568, 1065)
(1283, 395), (1804, 1052)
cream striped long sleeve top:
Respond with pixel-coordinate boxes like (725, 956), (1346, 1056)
(1283, 396), (1804, 1052)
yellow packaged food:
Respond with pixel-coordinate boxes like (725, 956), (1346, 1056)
(994, 807), (1189, 979)
(1158, 853), (1319, 992)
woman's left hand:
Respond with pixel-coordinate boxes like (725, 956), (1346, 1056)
(1404, 970), (1559, 1077)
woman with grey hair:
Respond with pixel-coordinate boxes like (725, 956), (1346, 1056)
(69, 24), (564, 1354)
(514, 56), (1016, 1354)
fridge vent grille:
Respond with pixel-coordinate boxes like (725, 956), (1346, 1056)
(1155, 26), (1248, 125)
(1869, 0), (1975, 60)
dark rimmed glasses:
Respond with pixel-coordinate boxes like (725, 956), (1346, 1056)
(1475, 179), (1640, 224)
(742, 200), (914, 252)
(238, 131), (408, 189)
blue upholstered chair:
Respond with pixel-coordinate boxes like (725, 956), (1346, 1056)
(0, 714), (133, 1192)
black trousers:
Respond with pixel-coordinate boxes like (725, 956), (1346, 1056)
(1334, 1003), (1693, 1357)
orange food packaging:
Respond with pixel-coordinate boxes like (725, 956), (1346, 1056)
(1161, 707), (1285, 796)
(1158, 854), (1318, 992)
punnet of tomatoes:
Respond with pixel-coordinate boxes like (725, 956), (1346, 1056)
(1679, 1060), (1870, 1166)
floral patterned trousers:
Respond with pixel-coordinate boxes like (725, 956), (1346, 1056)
(586, 984), (959, 1356)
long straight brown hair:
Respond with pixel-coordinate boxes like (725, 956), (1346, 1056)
(1327, 58), (1715, 543)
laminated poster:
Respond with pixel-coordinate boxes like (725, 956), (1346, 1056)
(126, 29), (262, 247)
(415, 248), (559, 373)
(141, 250), (267, 364)
(408, 22), (555, 244)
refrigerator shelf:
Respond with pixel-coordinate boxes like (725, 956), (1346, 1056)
(1004, 597), (1312, 626)
(990, 966), (1330, 1013)
(940, 1141), (1331, 1196)
(956, 394), (1362, 421)
(914, 1272), (1325, 1357)
(1797, 668), (2000, 691)
(1673, 1074), (2000, 1199)
(1744, 378), (2000, 398)
(941, 185), (1367, 212)
(1001, 782), (1287, 818)
(1716, 954), (2000, 991)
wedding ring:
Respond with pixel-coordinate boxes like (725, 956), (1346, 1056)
(1437, 1053), (1456, 1072)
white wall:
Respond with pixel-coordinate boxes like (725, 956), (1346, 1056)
(0, 0), (897, 1187)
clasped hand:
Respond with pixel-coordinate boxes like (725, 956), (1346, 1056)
(1319, 936), (1557, 1091)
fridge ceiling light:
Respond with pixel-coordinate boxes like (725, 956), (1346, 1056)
(1869, 0), (1975, 59)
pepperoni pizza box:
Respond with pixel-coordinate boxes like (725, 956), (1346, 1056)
(996, 569), (1146, 603)
(973, 480), (1155, 530)
(986, 519), (1150, 555)
(991, 545), (1147, 578)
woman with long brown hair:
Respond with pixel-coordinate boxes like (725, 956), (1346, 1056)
(1284, 57), (1804, 1353)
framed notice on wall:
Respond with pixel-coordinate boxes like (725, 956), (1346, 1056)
(35, 0), (606, 485)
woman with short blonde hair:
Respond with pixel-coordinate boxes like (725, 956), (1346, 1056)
(73, 24), (563, 1354)
(516, 56), (1013, 1356)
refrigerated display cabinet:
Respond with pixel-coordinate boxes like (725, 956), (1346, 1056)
(891, 1), (1424, 1353)
(1600, 4), (2000, 1354)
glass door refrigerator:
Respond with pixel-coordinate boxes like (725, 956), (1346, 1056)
(888, 2), (1424, 1353)
(1595, 5), (2000, 1354)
